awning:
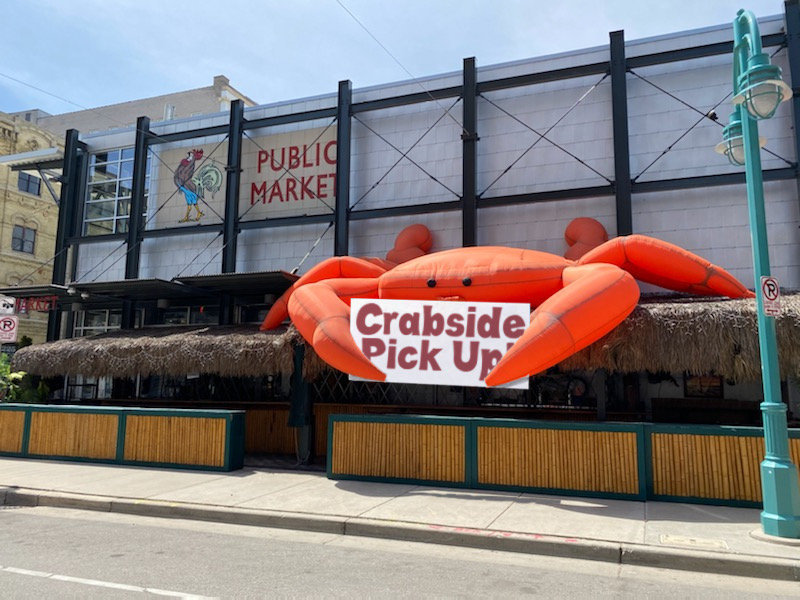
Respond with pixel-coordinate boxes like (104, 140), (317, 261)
(10, 295), (800, 383)
(0, 147), (64, 171)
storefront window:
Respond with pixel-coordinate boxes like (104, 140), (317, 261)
(158, 305), (219, 326)
(84, 148), (150, 236)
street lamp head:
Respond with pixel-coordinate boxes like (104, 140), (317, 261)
(732, 53), (792, 119)
(715, 111), (765, 166)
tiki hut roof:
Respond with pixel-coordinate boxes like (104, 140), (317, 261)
(11, 295), (800, 383)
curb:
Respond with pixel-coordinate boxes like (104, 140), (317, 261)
(3, 488), (799, 582)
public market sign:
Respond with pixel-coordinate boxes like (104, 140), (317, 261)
(350, 299), (530, 389)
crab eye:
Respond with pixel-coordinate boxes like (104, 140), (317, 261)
(427, 279), (436, 288)
(462, 277), (472, 287)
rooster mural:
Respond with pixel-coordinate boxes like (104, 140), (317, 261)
(173, 149), (223, 222)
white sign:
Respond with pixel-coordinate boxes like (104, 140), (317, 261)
(761, 276), (781, 317)
(350, 299), (530, 389)
(0, 296), (14, 315)
(0, 315), (19, 343)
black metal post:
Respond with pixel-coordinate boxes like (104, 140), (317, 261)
(220, 100), (245, 325)
(335, 80), (352, 256)
(462, 57), (478, 247)
(122, 116), (150, 330)
(784, 0), (800, 205)
(610, 30), (633, 236)
(49, 129), (82, 342)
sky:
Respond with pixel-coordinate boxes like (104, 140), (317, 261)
(0, 0), (788, 116)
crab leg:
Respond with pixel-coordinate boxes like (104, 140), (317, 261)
(484, 264), (639, 387)
(578, 235), (754, 298)
(261, 257), (389, 330)
(289, 278), (386, 381)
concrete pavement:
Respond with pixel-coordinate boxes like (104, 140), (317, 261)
(1, 457), (798, 581)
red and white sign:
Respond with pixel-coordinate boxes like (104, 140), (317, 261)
(350, 299), (530, 389)
(761, 276), (781, 317)
(0, 315), (19, 343)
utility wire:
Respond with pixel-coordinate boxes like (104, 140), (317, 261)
(333, 0), (467, 135)
(478, 73), (611, 196)
(350, 96), (462, 210)
(179, 119), (339, 278)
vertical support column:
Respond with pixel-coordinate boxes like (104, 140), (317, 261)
(49, 129), (81, 342)
(784, 0), (800, 204)
(220, 100), (244, 325)
(462, 57), (478, 247)
(122, 116), (150, 330)
(334, 80), (352, 257)
(288, 344), (312, 462)
(610, 30), (633, 236)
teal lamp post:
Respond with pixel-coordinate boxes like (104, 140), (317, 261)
(715, 9), (800, 539)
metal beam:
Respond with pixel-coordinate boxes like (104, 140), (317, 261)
(478, 62), (609, 94)
(350, 200), (462, 221)
(220, 100), (244, 325)
(462, 57), (478, 247)
(148, 124), (229, 145)
(244, 107), (337, 130)
(352, 86), (462, 114)
(122, 116), (150, 329)
(632, 167), (797, 193)
(478, 185), (614, 209)
(49, 129), (81, 342)
(610, 30), (633, 235)
(335, 80), (352, 256)
(239, 213), (333, 230)
(222, 100), (244, 274)
(627, 32), (785, 69)
(784, 0), (800, 207)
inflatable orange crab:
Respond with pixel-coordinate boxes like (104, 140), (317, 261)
(261, 220), (754, 386)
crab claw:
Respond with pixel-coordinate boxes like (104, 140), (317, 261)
(485, 265), (639, 387)
(261, 257), (389, 330)
(289, 279), (385, 382)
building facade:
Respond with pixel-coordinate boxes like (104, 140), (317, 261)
(0, 112), (62, 344)
(7, 10), (800, 418)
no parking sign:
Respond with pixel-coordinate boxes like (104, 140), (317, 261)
(761, 276), (781, 317)
(0, 315), (18, 342)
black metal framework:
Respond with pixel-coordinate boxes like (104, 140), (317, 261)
(334, 80), (352, 256)
(462, 57), (478, 247)
(57, 6), (799, 335)
(610, 30), (633, 236)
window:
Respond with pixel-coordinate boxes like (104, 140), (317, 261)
(17, 172), (41, 196)
(158, 305), (219, 326)
(84, 148), (150, 236)
(73, 308), (122, 337)
(11, 225), (36, 254)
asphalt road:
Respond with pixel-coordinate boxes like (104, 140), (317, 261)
(1, 506), (798, 599)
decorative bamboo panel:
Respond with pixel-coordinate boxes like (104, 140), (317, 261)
(246, 408), (295, 454)
(28, 412), (117, 459)
(651, 434), (765, 502)
(331, 421), (465, 482)
(0, 410), (25, 453)
(124, 416), (226, 467)
(477, 427), (639, 495)
(791, 438), (800, 470)
(315, 404), (374, 457)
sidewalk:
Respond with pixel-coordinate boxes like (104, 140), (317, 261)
(1, 457), (798, 581)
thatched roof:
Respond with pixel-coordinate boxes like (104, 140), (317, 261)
(11, 295), (800, 383)
(12, 325), (303, 379)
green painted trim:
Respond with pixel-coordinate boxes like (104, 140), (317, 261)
(642, 423), (655, 500)
(326, 413), (334, 478)
(329, 413), (641, 433)
(636, 424), (648, 500)
(0, 404), (245, 420)
(464, 422), (477, 487)
(226, 412), (245, 470)
(649, 423), (768, 437)
(115, 413), (126, 462)
(20, 408), (31, 455)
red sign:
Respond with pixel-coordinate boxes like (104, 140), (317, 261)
(16, 295), (58, 314)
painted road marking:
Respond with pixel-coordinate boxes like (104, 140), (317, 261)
(0, 565), (217, 599)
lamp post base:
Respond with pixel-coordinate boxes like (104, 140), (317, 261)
(760, 458), (800, 538)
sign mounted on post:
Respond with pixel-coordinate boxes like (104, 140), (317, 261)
(0, 315), (19, 343)
(761, 276), (781, 317)
(350, 299), (530, 389)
